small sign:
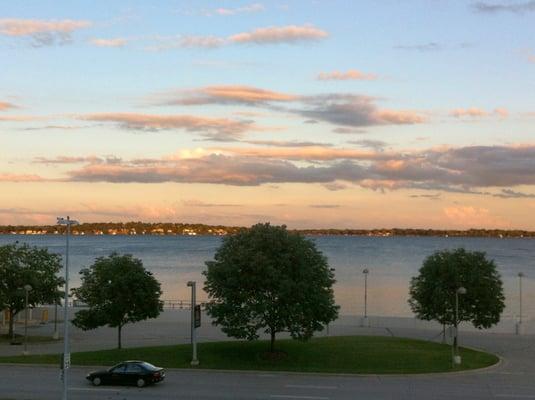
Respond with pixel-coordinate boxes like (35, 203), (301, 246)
(63, 353), (71, 369)
(194, 305), (201, 328)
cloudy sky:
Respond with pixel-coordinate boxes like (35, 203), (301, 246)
(1, 1), (535, 229)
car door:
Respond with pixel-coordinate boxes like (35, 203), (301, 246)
(125, 363), (144, 385)
(109, 363), (127, 385)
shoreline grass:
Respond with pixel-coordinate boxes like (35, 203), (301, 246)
(0, 336), (498, 374)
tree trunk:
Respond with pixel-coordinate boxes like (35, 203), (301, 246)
(117, 324), (122, 350)
(453, 322), (458, 351)
(8, 309), (15, 339)
(270, 331), (276, 353)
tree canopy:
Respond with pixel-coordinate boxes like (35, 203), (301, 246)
(409, 248), (505, 330)
(72, 253), (163, 349)
(204, 223), (339, 352)
(0, 242), (64, 337)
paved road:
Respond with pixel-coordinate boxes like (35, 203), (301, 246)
(1, 313), (534, 399)
(1, 364), (534, 400)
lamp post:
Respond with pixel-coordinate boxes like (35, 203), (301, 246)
(517, 272), (524, 335)
(23, 284), (32, 355)
(187, 281), (199, 366)
(362, 268), (369, 327)
(57, 216), (79, 400)
(453, 286), (466, 366)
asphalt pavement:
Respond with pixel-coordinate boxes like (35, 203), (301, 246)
(1, 312), (534, 399)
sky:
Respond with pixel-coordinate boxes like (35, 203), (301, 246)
(1, 0), (535, 229)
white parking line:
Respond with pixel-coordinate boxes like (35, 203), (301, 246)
(285, 385), (338, 390)
(270, 395), (329, 400)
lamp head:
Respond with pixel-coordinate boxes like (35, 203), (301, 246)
(457, 287), (467, 295)
(363, 268), (369, 274)
(187, 281), (195, 287)
(24, 284), (32, 292)
(518, 272), (525, 278)
(57, 217), (80, 226)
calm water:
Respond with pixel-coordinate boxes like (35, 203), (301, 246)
(1, 235), (533, 318)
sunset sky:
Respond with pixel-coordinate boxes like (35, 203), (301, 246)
(1, 1), (535, 229)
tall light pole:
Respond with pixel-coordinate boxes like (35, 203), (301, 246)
(23, 284), (32, 355)
(362, 268), (369, 327)
(453, 286), (466, 366)
(57, 216), (79, 400)
(517, 272), (524, 335)
(187, 281), (199, 366)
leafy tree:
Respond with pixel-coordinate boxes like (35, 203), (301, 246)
(0, 242), (64, 338)
(72, 253), (163, 349)
(409, 248), (505, 345)
(204, 223), (339, 352)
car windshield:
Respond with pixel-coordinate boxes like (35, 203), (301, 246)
(139, 362), (159, 371)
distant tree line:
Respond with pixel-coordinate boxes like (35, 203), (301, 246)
(0, 223), (534, 238)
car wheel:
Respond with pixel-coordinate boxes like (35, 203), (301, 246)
(136, 378), (146, 388)
(92, 377), (101, 386)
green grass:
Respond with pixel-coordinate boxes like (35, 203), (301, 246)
(0, 334), (59, 344)
(0, 336), (498, 374)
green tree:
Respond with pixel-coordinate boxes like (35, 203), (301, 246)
(72, 253), (163, 349)
(409, 248), (505, 345)
(204, 223), (339, 352)
(0, 242), (64, 338)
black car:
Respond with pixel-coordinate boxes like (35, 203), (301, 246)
(86, 361), (165, 387)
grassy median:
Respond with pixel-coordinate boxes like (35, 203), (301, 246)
(0, 336), (498, 374)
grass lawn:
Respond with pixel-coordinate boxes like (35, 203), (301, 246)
(0, 336), (498, 374)
(0, 334), (59, 345)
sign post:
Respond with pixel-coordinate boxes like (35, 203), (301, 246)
(194, 305), (201, 328)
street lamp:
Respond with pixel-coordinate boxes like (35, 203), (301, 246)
(453, 286), (466, 366)
(187, 281), (199, 366)
(23, 284), (32, 355)
(361, 268), (369, 327)
(57, 216), (79, 400)
(517, 272), (524, 335)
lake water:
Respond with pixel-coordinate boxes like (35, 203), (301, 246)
(1, 235), (533, 319)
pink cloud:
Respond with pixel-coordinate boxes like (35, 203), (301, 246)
(317, 69), (378, 81)
(79, 112), (259, 141)
(443, 206), (509, 228)
(90, 38), (128, 48)
(0, 173), (44, 182)
(0, 18), (91, 36)
(214, 3), (265, 15)
(0, 115), (44, 121)
(0, 101), (17, 111)
(0, 18), (91, 46)
(229, 24), (328, 44)
(450, 108), (488, 118)
(162, 85), (299, 105)
(493, 107), (509, 117)
(213, 146), (391, 161)
(373, 109), (427, 124)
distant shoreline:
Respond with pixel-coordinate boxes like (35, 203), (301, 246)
(0, 223), (534, 238)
